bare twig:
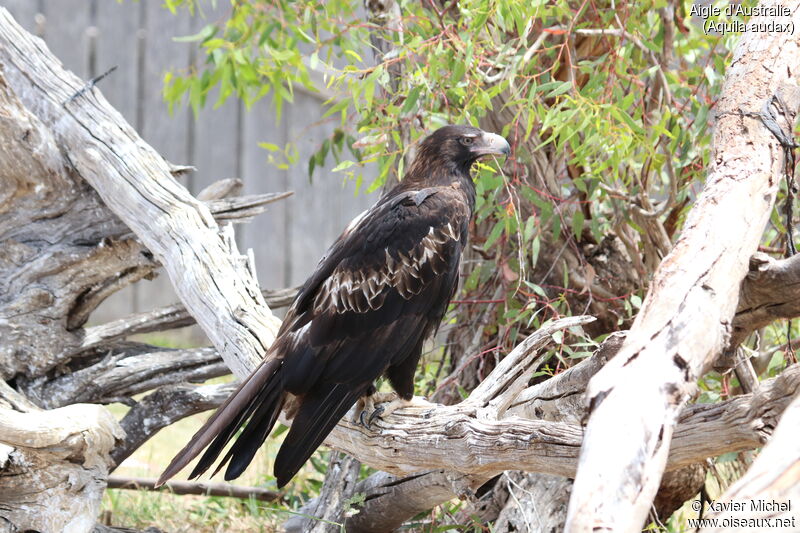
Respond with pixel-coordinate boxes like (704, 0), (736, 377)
(106, 476), (280, 502)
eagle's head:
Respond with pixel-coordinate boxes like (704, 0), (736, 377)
(412, 125), (511, 176)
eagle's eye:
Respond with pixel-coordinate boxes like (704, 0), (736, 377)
(460, 136), (474, 146)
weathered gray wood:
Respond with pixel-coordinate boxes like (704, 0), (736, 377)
(25, 345), (228, 409)
(283, 451), (361, 533)
(89, 189), (290, 327)
(2, 0), (40, 32)
(507, 331), (626, 421)
(4, 1), (377, 322)
(0, 400), (123, 533)
(731, 252), (800, 348)
(326, 330), (623, 533)
(0, 62), (156, 379)
(0, 11), (292, 528)
(493, 472), (572, 533)
(81, 0), (145, 321)
(338, 339), (800, 531)
(334, 337), (796, 533)
(0, 8), (281, 380)
(80, 285), (297, 355)
(322, 361), (798, 481)
(566, 3), (800, 530)
(111, 382), (236, 468)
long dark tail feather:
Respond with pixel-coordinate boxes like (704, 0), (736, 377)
(219, 384), (284, 480)
(197, 371), (285, 481)
(273, 383), (364, 488)
(155, 358), (283, 488)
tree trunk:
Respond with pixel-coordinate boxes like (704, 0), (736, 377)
(566, 2), (800, 530)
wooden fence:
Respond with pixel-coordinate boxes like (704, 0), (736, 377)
(3, 0), (374, 324)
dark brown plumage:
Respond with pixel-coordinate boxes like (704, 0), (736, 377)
(157, 125), (510, 488)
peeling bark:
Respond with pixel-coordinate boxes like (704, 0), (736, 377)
(566, 4), (800, 528)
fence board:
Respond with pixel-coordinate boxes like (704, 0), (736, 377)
(40, 0), (91, 78)
(288, 94), (345, 285)
(139, 2), (193, 167)
(93, 0), (142, 127)
(240, 100), (289, 291)
(189, 3), (241, 196)
(193, 94), (242, 195)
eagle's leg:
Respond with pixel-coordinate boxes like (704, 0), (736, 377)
(371, 395), (435, 424)
(355, 389), (399, 428)
(360, 392), (400, 428)
(360, 348), (436, 424)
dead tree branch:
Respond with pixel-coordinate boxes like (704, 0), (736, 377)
(111, 383), (236, 468)
(78, 286), (297, 356)
(0, 402), (123, 532)
(283, 452), (362, 533)
(566, 4), (800, 529)
(22, 346), (227, 409)
(106, 476), (280, 503)
(324, 360), (799, 482)
(0, 8), (281, 381)
(731, 252), (800, 348)
(281, 330), (798, 532)
(330, 220), (800, 530)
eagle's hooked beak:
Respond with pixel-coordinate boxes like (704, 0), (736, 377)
(472, 132), (511, 157)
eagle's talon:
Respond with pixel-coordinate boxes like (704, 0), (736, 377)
(356, 393), (387, 429)
(367, 404), (385, 427)
(359, 409), (370, 428)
